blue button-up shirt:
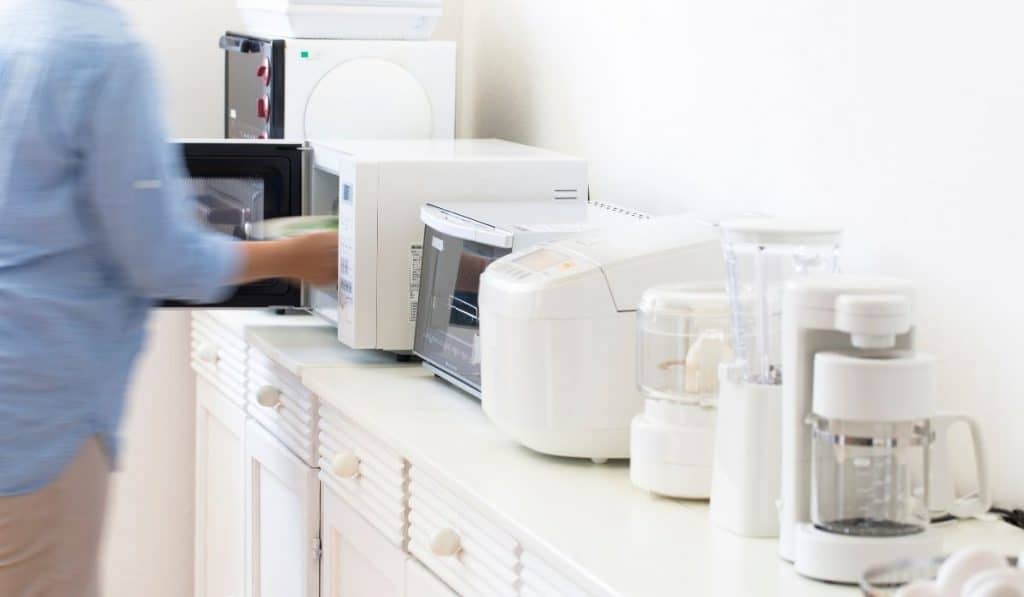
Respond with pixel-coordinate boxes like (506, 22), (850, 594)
(0, 0), (241, 495)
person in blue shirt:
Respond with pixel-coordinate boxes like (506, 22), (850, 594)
(0, 2), (338, 594)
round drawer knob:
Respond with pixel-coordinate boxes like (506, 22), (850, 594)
(198, 345), (219, 364)
(256, 385), (282, 408)
(331, 451), (360, 479)
(430, 528), (461, 557)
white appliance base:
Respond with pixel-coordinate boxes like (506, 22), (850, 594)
(629, 405), (715, 499)
(709, 378), (782, 538)
(794, 523), (941, 585)
(630, 459), (711, 499)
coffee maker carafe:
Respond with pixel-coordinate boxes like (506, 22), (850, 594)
(780, 275), (991, 583)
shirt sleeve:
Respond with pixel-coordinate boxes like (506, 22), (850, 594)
(83, 42), (242, 303)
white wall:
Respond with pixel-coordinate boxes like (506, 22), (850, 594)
(103, 2), (464, 596)
(460, 1), (1024, 505)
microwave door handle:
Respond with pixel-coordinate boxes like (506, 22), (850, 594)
(220, 35), (262, 54)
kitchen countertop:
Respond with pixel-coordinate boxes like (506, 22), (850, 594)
(201, 309), (401, 376)
(301, 366), (1024, 597)
(246, 322), (400, 376)
(212, 311), (1024, 597)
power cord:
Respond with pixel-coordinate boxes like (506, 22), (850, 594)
(931, 508), (1024, 530)
(990, 508), (1024, 531)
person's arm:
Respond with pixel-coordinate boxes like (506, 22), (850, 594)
(82, 42), (336, 302)
(235, 232), (338, 286)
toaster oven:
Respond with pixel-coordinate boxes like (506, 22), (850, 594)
(414, 201), (646, 396)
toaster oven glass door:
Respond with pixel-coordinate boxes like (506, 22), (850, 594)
(414, 227), (513, 394)
(162, 141), (306, 308)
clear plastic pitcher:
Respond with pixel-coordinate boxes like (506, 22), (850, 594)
(636, 286), (731, 404)
(720, 219), (842, 385)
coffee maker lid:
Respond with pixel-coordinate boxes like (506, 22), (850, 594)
(812, 351), (936, 422)
(786, 274), (916, 311)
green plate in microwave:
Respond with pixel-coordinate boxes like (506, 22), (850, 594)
(252, 216), (338, 240)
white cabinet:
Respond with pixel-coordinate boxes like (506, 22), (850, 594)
(320, 487), (408, 597)
(247, 348), (320, 467)
(406, 560), (458, 597)
(521, 552), (590, 597)
(195, 376), (247, 597)
(244, 420), (321, 597)
(318, 401), (408, 547)
(408, 467), (521, 597)
(190, 311), (596, 597)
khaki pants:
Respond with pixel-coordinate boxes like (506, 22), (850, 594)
(0, 437), (110, 597)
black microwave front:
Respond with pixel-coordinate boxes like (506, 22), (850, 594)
(163, 140), (308, 309)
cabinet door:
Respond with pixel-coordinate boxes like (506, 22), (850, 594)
(195, 376), (247, 597)
(406, 560), (458, 597)
(244, 420), (320, 597)
(321, 487), (407, 597)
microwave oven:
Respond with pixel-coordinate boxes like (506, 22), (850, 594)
(167, 139), (308, 308)
(306, 139), (589, 352)
(413, 201), (647, 396)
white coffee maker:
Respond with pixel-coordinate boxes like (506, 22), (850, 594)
(780, 274), (991, 584)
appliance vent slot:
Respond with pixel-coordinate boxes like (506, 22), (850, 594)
(587, 199), (653, 220)
(553, 188), (578, 201)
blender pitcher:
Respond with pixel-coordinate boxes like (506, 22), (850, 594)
(721, 219), (843, 385)
(710, 219), (843, 538)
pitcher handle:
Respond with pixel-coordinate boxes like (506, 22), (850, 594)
(932, 413), (992, 518)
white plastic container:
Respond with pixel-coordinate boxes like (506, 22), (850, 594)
(631, 286), (731, 499)
(238, 0), (443, 40)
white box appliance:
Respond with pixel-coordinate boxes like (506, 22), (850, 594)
(478, 215), (726, 461)
(413, 202), (646, 396)
(237, 0), (443, 41)
(221, 33), (455, 141)
(307, 139), (589, 352)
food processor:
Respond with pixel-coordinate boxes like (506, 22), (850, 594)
(709, 218), (843, 537)
(631, 286), (731, 499)
(780, 275), (991, 584)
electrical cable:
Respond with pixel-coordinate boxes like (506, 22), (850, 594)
(990, 507), (1024, 531)
(931, 508), (1024, 530)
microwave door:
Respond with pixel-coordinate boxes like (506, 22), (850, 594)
(161, 140), (308, 309)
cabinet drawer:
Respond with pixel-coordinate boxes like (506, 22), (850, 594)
(408, 467), (520, 597)
(247, 349), (319, 466)
(318, 402), (408, 548)
(521, 552), (590, 597)
(191, 312), (247, 404)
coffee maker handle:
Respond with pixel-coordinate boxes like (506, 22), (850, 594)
(932, 413), (992, 519)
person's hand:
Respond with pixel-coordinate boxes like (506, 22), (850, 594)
(236, 232), (338, 286)
(283, 231), (338, 286)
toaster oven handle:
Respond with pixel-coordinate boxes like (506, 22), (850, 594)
(421, 206), (513, 249)
(220, 35), (263, 54)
